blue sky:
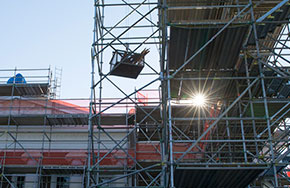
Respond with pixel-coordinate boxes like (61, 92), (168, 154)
(0, 0), (93, 98)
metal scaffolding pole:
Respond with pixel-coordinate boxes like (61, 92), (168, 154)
(87, 0), (290, 187)
(88, 0), (162, 187)
(249, 0), (278, 186)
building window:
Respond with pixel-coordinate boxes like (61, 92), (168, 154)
(40, 176), (51, 188)
(56, 177), (70, 188)
(16, 176), (25, 188)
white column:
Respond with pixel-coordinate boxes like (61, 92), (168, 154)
(24, 174), (38, 188)
(69, 175), (82, 188)
(50, 176), (57, 188)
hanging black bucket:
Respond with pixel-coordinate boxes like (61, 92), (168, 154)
(109, 49), (149, 79)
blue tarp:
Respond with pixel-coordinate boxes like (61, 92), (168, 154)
(7, 73), (27, 84)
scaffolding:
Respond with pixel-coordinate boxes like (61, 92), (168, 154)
(88, 0), (290, 187)
(1, 0), (290, 188)
(0, 68), (86, 187)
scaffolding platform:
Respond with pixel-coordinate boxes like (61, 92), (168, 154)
(174, 164), (268, 188)
(0, 114), (134, 126)
(0, 83), (49, 96)
(247, 3), (290, 44)
(166, 0), (287, 25)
